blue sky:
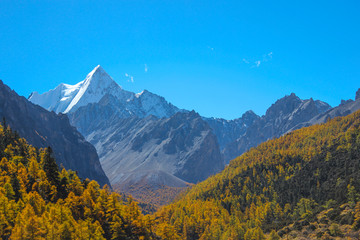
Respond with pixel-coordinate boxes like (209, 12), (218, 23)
(0, 0), (359, 119)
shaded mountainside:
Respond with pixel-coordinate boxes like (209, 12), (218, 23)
(155, 110), (360, 239)
(0, 80), (110, 186)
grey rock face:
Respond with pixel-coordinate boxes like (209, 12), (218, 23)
(222, 93), (332, 162)
(128, 89), (183, 118)
(356, 88), (360, 100)
(203, 110), (259, 150)
(0, 80), (110, 187)
(291, 95), (360, 131)
(69, 96), (224, 186)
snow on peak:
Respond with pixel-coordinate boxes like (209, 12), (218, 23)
(29, 65), (182, 118)
(30, 65), (132, 113)
(63, 65), (121, 113)
(135, 90), (145, 98)
(130, 89), (181, 118)
(29, 82), (84, 113)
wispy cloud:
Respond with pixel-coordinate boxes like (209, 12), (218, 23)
(242, 58), (250, 64)
(144, 64), (148, 72)
(207, 46), (214, 51)
(242, 51), (273, 68)
(125, 73), (134, 83)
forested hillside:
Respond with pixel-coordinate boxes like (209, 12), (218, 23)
(0, 122), (164, 239)
(155, 110), (360, 239)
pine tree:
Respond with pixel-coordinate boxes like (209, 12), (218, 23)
(42, 147), (60, 189)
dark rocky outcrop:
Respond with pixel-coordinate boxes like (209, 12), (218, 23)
(0, 80), (110, 186)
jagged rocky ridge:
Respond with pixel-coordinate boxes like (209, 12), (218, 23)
(0, 80), (110, 186)
(221, 93), (332, 161)
(221, 91), (360, 162)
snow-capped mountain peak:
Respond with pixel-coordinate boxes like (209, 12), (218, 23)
(62, 65), (128, 113)
(81, 65), (116, 90)
(29, 65), (182, 118)
(29, 65), (134, 114)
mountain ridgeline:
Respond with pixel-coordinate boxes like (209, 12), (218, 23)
(221, 93), (332, 161)
(29, 65), (360, 207)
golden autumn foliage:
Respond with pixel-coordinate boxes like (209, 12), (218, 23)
(0, 122), (168, 239)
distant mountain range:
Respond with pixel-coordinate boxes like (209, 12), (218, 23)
(221, 93), (332, 161)
(29, 65), (360, 204)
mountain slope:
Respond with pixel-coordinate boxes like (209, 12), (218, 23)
(69, 99), (224, 185)
(155, 109), (360, 239)
(0, 80), (110, 186)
